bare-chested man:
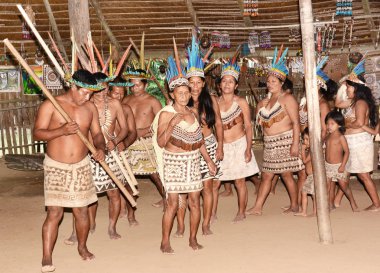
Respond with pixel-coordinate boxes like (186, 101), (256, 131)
(123, 73), (165, 207)
(109, 76), (139, 225)
(34, 69), (105, 272)
(65, 72), (128, 243)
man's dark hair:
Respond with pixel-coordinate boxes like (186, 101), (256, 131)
(92, 72), (108, 82)
(72, 69), (97, 85)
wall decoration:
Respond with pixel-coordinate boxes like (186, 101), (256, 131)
(220, 31), (231, 49)
(22, 65), (43, 95)
(289, 27), (301, 43)
(43, 65), (63, 90)
(211, 31), (221, 48)
(0, 66), (21, 93)
(336, 0), (352, 16)
(243, 0), (258, 17)
(259, 31), (271, 48)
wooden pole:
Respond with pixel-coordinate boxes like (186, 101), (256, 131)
(298, 0), (333, 244)
(43, 0), (69, 64)
(89, 0), (123, 52)
(4, 39), (136, 207)
(119, 152), (138, 186)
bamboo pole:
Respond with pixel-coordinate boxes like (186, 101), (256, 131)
(298, 0), (333, 244)
(119, 151), (138, 186)
(4, 39), (137, 207)
(43, 0), (69, 64)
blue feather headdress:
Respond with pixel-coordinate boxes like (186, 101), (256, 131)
(166, 37), (189, 91)
(347, 58), (365, 85)
(268, 46), (289, 81)
(316, 56), (330, 89)
(186, 35), (205, 79)
(221, 48), (241, 81)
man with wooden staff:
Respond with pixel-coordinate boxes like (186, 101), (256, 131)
(34, 69), (105, 272)
(109, 76), (140, 225)
(123, 60), (165, 208)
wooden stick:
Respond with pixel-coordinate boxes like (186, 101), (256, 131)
(247, 83), (260, 104)
(114, 44), (132, 77)
(17, 4), (65, 79)
(4, 39), (137, 207)
(299, 0), (333, 244)
(120, 151), (139, 186)
(47, 32), (69, 72)
(110, 150), (139, 196)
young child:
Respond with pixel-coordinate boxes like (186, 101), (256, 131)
(325, 110), (359, 212)
(295, 128), (316, 217)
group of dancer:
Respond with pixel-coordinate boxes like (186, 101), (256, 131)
(32, 32), (380, 272)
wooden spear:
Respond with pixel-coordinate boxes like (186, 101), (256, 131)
(298, 0), (333, 244)
(4, 39), (137, 207)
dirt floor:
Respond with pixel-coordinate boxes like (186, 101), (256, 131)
(1, 155), (380, 273)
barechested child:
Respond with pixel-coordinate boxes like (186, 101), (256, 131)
(294, 128), (316, 217)
(325, 111), (359, 212)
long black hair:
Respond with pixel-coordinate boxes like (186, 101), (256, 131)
(320, 79), (338, 101)
(325, 110), (346, 134)
(188, 83), (216, 128)
(282, 78), (293, 94)
(346, 79), (378, 128)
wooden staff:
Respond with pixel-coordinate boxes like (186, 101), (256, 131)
(17, 4), (65, 79)
(110, 150), (139, 195)
(248, 83), (260, 104)
(140, 137), (157, 168)
(299, 0), (333, 244)
(4, 39), (137, 207)
(119, 151), (139, 186)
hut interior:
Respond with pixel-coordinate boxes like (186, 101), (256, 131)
(0, 0), (379, 160)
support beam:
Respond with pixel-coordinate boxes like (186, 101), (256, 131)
(299, 0), (333, 245)
(43, 0), (69, 64)
(68, 0), (91, 47)
(185, 0), (201, 27)
(237, 0), (253, 27)
(361, 0), (377, 48)
(89, 0), (123, 52)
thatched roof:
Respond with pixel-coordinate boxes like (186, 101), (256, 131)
(0, 0), (379, 61)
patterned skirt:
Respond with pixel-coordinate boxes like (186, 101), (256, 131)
(163, 149), (203, 193)
(302, 174), (315, 195)
(127, 136), (157, 175)
(325, 161), (348, 181)
(262, 130), (304, 174)
(43, 155), (97, 207)
(345, 132), (374, 173)
(219, 135), (260, 181)
(91, 153), (125, 194)
(200, 134), (222, 181)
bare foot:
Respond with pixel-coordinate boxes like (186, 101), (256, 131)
(329, 205), (337, 211)
(64, 233), (77, 246)
(294, 212), (307, 217)
(281, 205), (290, 210)
(219, 190), (233, 197)
(160, 243), (175, 254)
(128, 218), (139, 227)
(352, 207), (360, 212)
(119, 210), (128, 219)
(152, 199), (163, 208)
(189, 239), (203, 250)
(364, 204), (380, 212)
(90, 223), (96, 234)
(282, 206), (299, 215)
(202, 225), (213, 236)
(78, 246), (95, 261)
(108, 227), (121, 240)
(232, 213), (246, 223)
(41, 265), (56, 273)
(210, 215), (218, 224)
(246, 207), (262, 216)
(173, 230), (184, 238)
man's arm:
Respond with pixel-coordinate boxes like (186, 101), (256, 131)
(33, 100), (78, 141)
(123, 104), (138, 148)
(339, 135), (349, 172)
(112, 100), (128, 146)
(89, 103), (106, 161)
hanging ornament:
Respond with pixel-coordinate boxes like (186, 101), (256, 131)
(22, 5), (36, 40)
(317, 27), (322, 53)
(348, 18), (354, 52)
(211, 30), (221, 48)
(341, 20), (349, 51)
(243, 0), (259, 17)
(35, 47), (44, 65)
(248, 31), (259, 47)
(220, 31), (230, 49)
(336, 0), (353, 17)
(259, 31), (271, 48)
(289, 27), (301, 43)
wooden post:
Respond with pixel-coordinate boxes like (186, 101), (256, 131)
(43, 0), (69, 64)
(68, 0), (91, 50)
(299, 0), (333, 244)
(4, 39), (137, 208)
(89, 0), (123, 52)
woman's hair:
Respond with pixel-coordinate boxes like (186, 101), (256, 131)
(188, 82), (216, 128)
(282, 78), (293, 94)
(320, 79), (338, 101)
(301, 127), (309, 139)
(346, 80), (378, 128)
(325, 110), (346, 134)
